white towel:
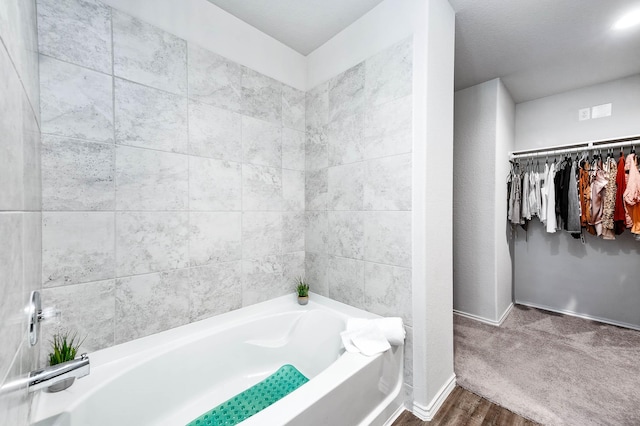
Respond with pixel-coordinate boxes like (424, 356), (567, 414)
(340, 317), (405, 356)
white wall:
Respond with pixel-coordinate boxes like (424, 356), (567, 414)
(453, 78), (514, 324)
(412, 0), (455, 418)
(513, 74), (640, 329)
(515, 74), (640, 149)
(100, 0), (307, 90)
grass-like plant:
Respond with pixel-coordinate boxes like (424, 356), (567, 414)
(295, 276), (309, 297)
(49, 331), (85, 366)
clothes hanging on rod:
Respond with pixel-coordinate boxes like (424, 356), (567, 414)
(507, 148), (640, 241)
(614, 153), (627, 234)
(624, 153), (640, 236)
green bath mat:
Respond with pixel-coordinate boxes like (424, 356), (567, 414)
(186, 364), (309, 426)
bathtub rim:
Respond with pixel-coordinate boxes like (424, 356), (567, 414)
(31, 293), (401, 425)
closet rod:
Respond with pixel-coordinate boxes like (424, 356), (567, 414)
(509, 134), (640, 160)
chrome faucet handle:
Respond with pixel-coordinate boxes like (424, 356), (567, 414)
(28, 291), (41, 346)
(28, 291), (61, 347)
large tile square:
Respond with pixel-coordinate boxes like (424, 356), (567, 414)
(364, 95), (412, 159)
(282, 128), (305, 171)
(116, 212), (189, 276)
(37, 0), (112, 73)
(328, 256), (365, 309)
(328, 163), (364, 210)
(242, 116), (281, 167)
(190, 212), (242, 266)
(241, 67), (282, 124)
(188, 43), (242, 113)
(115, 269), (190, 343)
(189, 156), (241, 211)
(242, 164), (282, 211)
(328, 62), (364, 122)
(40, 55), (113, 143)
(327, 211), (364, 259)
(114, 78), (188, 153)
(242, 212), (282, 259)
(364, 154), (412, 211)
(364, 262), (412, 324)
(189, 261), (242, 321)
(116, 146), (188, 210)
(282, 84), (305, 131)
(242, 256), (285, 306)
(365, 37), (413, 107)
(42, 212), (115, 286)
(188, 100), (242, 162)
(41, 135), (115, 210)
(112, 10), (187, 95)
(364, 211), (411, 267)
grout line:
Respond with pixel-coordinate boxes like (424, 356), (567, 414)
(185, 42), (192, 277)
(109, 6), (118, 347)
(239, 79), (245, 306)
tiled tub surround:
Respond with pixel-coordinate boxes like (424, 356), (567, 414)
(304, 38), (414, 386)
(38, 0), (306, 352)
(37, 0), (414, 389)
(0, 0), (42, 423)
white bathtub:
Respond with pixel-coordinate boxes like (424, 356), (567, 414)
(31, 293), (404, 426)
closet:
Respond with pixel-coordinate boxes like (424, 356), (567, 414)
(510, 135), (640, 330)
(453, 75), (640, 330)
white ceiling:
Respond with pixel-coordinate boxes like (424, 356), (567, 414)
(450, 0), (640, 102)
(206, 0), (385, 55)
(206, 0), (640, 103)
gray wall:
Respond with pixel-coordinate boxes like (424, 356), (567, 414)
(37, 0), (305, 353)
(495, 81), (516, 318)
(516, 74), (640, 148)
(514, 74), (640, 328)
(0, 0), (42, 423)
(453, 78), (515, 323)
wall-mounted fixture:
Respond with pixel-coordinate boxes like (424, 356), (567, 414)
(27, 290), (60, 346)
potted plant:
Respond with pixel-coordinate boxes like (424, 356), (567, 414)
(295, 277), (309, 305)
(47, 331), (84, 392)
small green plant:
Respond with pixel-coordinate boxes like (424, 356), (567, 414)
(49, 331), (85, 366)
(295, 276), (309, 297)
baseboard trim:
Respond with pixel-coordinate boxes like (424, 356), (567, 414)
(453, 302), (513, 327)
(411, 373), (456, 421)
(497, 302), (514, 325)
(515, 300), (640, 332)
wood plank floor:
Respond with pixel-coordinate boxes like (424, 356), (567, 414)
(392, 386), (539, 426)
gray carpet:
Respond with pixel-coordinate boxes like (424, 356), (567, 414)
(454, 305), (640, 426)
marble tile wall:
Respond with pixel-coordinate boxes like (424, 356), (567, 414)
(304, 37), (414, 385)
(37, 0), (305, 355)
(0, 0), (41, 423)
(33, 0), (415, 395)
